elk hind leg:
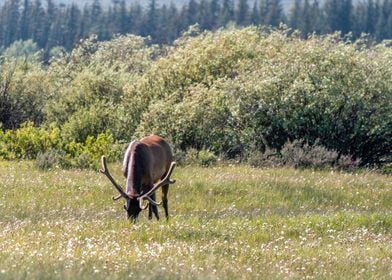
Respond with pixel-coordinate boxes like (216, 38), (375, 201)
(162, 184), (169, 220)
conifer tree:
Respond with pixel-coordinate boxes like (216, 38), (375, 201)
(129, 2), (143, 35)
(186, 0), (199, 26)
(1, 0), (20, 47)
(365, 0), (377, 34)
(251, 1), (260, 25)
(339, 0), (353, 34)
(311, 0), (323, 34)
(265, 0), (284, 27)
(20, 0), (31, 41)
(209, 0), (220, 29)
(219, 0), (234, 26)
(236, 0), (249, 26)
(324, 0), (340, 32)
(144, 0), (158, 40)
(118, 0), (128, 34)
(64, 4), (81, 50)
(90, 0), (103, 37)
(198, 0), (211, 29)
(301, 0), (312, 36)
(289, 0), (302, 30)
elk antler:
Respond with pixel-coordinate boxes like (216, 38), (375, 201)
(99, 156), (130, 200)
(138, 196), (162, 211)
(138, 162), (176, 208)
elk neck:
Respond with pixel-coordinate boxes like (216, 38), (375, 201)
(123, 141), (145, 198)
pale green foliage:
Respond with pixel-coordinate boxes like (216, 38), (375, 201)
(0, 122), (60, 160)
(0, 59), (49, 129)
(135, 28), (392, 164)
(182, 148), (218, 166)
(0, 122), (117, 168)
(45, 34), (159, 142)
(2, 39), (41, 60)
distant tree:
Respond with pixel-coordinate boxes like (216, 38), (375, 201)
(250, 1), (260, 25)
(44, 0), (57, 47)
(156, 3), (181, 44)
(265, 0), (285, 27)
(198, 0), (220, 30)
(1, 0), (20, 47)
(2, 39), (39, 59)
(167, 3), (182, 41)
(218, 0), (234, 26)
(46, 4), (67, 50)
(289, 0), (302, 30)
(129, 2), (143, 35)
(365, 0), (377, 34)
(144, 0), (158, 41)
(236, 0), (249, 26)
(118, 0), (128, 34)
(30, 0), (47, 48)
(198, 0), (211, 30)
(20, 0), (31, 41)
(209, 0), (220, 29)
(64, 4), (81, 50)
(352, 1), (367, 37)
(90, 0), (103, 38)
(311, 0), (323, 34)
(340, 0), (353, 34)
(375, 0), (392, 40)
(186, 0), (199, 26)
(324, 0), (340, 32)
(300, 0), (312, 36)
(2, 0), (392, 54)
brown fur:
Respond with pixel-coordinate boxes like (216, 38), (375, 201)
(122, 135), (173, 220)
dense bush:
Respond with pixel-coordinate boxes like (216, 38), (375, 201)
(0, 122), (60, 160)
(0, 58), (49, 129)
(135, 28), (392, 165)
(35, 149), (68, 170)
(0, 28), (391, 168)
(0, 122), (118, 168)
(247, 139), (360, 169)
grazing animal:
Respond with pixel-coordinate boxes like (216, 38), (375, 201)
(100, 135), (176, 221)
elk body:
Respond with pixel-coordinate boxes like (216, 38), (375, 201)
(100, 135), (176, 221)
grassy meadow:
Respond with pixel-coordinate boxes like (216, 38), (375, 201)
(0, 161), (391, 279)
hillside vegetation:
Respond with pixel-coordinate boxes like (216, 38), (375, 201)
(0, 27), (391, 168)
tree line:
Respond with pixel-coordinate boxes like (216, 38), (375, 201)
(1, 0), (392, 56)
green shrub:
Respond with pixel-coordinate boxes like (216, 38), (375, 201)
(0, 122), (60, 160)
(247, 148), (283, 168)
(280, 140), (338, 169)
(0, 122), (118, 169)
(198, 150), (218, 167)
(279, 139), (360, 169)
(183, 148), (217, 167)
(381, 164), (392, 175)
(72, 152), (94, 169)
(63, 132), (119, 168)
(35, 149), (69, 170)
(0, 59), (49, 129)
(132, 28), (391, 165)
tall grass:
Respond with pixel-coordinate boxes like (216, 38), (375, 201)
(0, 161), (391, 279)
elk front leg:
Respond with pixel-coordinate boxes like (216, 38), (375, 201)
(148, 192), (159, 220)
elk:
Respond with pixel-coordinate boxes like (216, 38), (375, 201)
(100, 135), (176, 221)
